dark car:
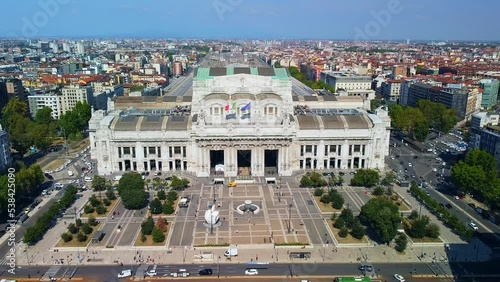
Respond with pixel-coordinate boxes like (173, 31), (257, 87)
(413, 155), (418, 159)
(338, 172), (345, 176)
(468, 203), (476, 209)
(358, 265), (373, 272)
(199, 269), (213, 276)
(165, 176), (173, 181)
(439, 203), (445, 208)
(44, 173), (54, 180)
(445, 203), (452, 209)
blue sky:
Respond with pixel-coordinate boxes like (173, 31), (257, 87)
(1, 0), (499, 40)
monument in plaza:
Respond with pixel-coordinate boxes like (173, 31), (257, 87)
(204, 204), (221, 228)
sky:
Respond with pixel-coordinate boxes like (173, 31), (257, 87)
(1, 0), (499, 41)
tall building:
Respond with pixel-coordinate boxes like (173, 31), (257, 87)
(76, 42), (85, 55)
(0, 78), (26, 112)
(90, 67), (391, 177)
(49, 42), (59, 53)
(381, 80), (402, 101)
(470, 112), (500, 170)
(62, 42), (71, 53)
(28, 94), (63, 120)
(0, 125), (13, 171)
(391, 66), (406, 78)
(479, 79), (499, 109)
(61, 85), (93, 114)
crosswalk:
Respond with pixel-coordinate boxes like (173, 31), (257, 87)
(0, 258), (6, 265)
(42, 266), (61, 280)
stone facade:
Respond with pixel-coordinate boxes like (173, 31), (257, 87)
(90, 67), (391, 178)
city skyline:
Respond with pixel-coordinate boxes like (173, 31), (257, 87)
(0, 0), (499, 41)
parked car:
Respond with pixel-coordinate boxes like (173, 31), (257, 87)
(468, 203), (476, 209)
(445, 203), (452, 209)
(145, 269), (157, 277)
(394, 274), (405, 282)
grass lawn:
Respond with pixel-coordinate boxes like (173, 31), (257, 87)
(81, 199), (119, 218)
(56, 224), (101, 248)
(327, 220), (369, 244)
(375, 195), (411, 212)
(44, 159), (70, 171)
(68, 139), (89, 154)
(408, 236), (443, 243)
(314, 196), (342, 213)
(134, 227), (169, 247)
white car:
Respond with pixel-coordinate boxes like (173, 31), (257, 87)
(84, 176), (92, 182)
(469, 222), (478, 230)
(117, 269), (132, 278)
(146, 269), (157, 277)
(408, 163), (412, 167)
(245, 269), (258, 275)
(394, 274), (405, 282)
(432, 168), (437, 172)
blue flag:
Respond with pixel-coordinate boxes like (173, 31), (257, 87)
(241, 102), (251, 112)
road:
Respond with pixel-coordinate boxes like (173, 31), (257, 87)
(2, 262), (499, 281)
(386, 134), (500, 252)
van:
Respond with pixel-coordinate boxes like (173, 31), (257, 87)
(117, 269), (132, 278)
(224, 248), (238, 257)
(67, 171), (74, 176)
(179, 197), (189, 208)
(19, 214), (29, 224)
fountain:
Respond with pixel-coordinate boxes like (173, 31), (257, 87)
(236, 200), (261, 215)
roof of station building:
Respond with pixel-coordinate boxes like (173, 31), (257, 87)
(195, 67), (289, 81)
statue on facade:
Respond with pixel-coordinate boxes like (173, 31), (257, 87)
(198, 110), (206, 125)
(282, 110), (290, 125)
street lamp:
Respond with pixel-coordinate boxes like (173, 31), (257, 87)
(287, 204), (292, 234)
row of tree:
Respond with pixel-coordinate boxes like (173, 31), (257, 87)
(451, 149), (500, 211)
(61, 216), (99, 243)
(350, 169), (381, 188)
(149, 190), (178, 215)
(288, 66), (336, 93)
(331, 209), (366, 240)
(1, 98), (91, 156)
(390, 100), (456, 141)
(140, 216), (167, 243)
(24, 185), (78, 244)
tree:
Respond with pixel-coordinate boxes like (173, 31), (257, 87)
(73, 101), (92, 131)
(106, 186), (116, 200)
(320, 194), (331, 204)
(81, 223), (93, 235)
(77, 233), (87, 242)
(167, 191), (179, 203)
(118, 173), (147, 209)
(395, 234), (408, 252)
(156, 216), (168, 232)
(339, 208), (355, 229)
(88, 215), (98, 227)
(152, 227), (165, 243)
(337, 176), (344, 186)
(333, 218), (345, 229)
(92, 176), (107, 191)
(28, 122), (51, 151)
(170, 176), (189, 190)
(84, 205), (94, 214)
(89, 195), (100, 207)
(150, 198), (163, 214)
(372, 186), (385, 196)
(425, 223), (440, 238)
(338, 227), (349, 238)
(331, 192), (344, 209)
(163, 203), (175, 215)
(409, 216), (430, 239)
(157, 190), (166, 201)
(350, 220), (366, 240)
(75, 218), (82, 227)
(141, 216), (155, 235)
(35, 106), (54, 125)
(61, 233), (73, 243)
(359, 197), (401, 243)
(381, 172), (397, 187)
(68, 223), (79, 234)
(313, 188), (324, 197)
(95, 205), (107, 215)
(350, 169), (380, 188)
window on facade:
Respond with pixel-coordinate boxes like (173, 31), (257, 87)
(300, 145), (304, 156)
(305, 145), (313, 153)
(157, 147), (161, 158)
(330, 145), (337, 153)
(313, 145), (317, 156)
(123, 147), (130, 155)
(144, 147), (148, 158)
(349, 145), (352, 155)
(183, 146), (186, 158)
(353, 145), (361, 153)
(118, 148), (122, 158)
(362, 145), (366, 155)
(132, 147), (136, 158)
(174, 146), (181, 155)
(149, 147), (156, 154)
(169, 147), (173, 157)
(325, 145), (328, 156)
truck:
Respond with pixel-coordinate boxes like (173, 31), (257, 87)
(224, 248), (238, 257)
(67, 170), (73, 177)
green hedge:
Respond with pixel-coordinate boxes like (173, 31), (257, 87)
(409, 185), (474, 240)
(23, 186), (78, 244)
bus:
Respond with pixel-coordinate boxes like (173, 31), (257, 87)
(334, 277), (371, 282)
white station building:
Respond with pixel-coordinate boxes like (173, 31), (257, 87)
(89, 67), (390, 178)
